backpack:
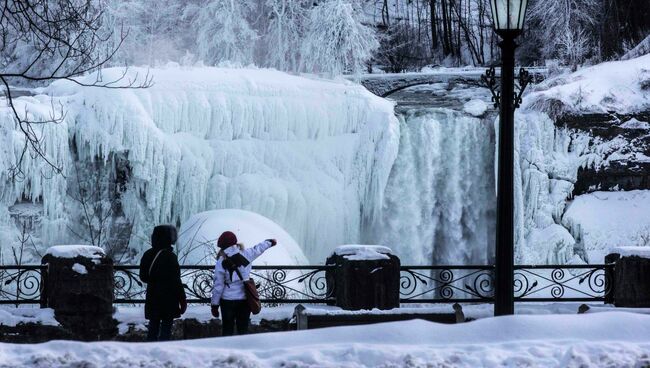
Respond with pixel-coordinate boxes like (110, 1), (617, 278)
(223, 253), (262, 315)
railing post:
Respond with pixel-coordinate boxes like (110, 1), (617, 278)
(325, 245), (400, 310)
(41, 245), (116, 340)
(607, 249), (650, 307)
(604, 254), (619, 305)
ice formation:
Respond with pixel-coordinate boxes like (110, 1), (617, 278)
(514, 54), (650, 264)
(1, 66), (399, 263)
(2, 55), (649, 266)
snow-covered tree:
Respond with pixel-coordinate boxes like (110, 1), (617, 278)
(301, 0), (379, 75)
(105, 0), (186, 65)
(528, 0), (601, 65)
(184, 0), (259, 66)
(264, 0), (308, 71)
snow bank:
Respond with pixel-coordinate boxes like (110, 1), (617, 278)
(0, 308), (58, 327)
(2, 66), (399, 262)
(114, 305), (297, 334)
(176, 209), (308, 265)
(0, 313), (649, 367)
(333, 244), (392, 260)
(44, 245), (105, 259)
(563, 190), (650, 262)
(525, 54), (650, 115)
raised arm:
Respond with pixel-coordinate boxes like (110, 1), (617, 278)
(242, 239), (276, 263)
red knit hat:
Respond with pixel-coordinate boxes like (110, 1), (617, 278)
(217, 231), (238, 249)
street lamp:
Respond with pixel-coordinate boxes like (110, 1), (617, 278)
(484, 0), (530, 316)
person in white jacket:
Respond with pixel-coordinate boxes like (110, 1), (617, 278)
(210, 231), (276, 336)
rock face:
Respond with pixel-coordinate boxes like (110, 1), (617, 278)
(557, 111), (650, 196)
(41, 245), (116, 340)
(326, 245), (401, 310)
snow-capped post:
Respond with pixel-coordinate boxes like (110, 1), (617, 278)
(326, 245), (400, 310)
(607, 247), (650, 307)
(41, 245), (116, 340)
(485, 0), (530, 316)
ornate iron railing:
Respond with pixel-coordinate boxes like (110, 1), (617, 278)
(0, 265), (45, 305)
(513, 264), (613, 302)
(399, 264), (614, 303)
(114, 265), (334, 304)
(399, 265), (495, 303)
(0, 263), (613, 305)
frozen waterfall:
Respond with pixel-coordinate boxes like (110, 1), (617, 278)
(365, 108), (496, 265)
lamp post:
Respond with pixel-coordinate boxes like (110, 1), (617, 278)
(485, 0), (529, 316)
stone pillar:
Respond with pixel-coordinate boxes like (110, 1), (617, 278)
(326, 245), (400, 310)
(607, 248), (650, 307)
(41, 245), (116, 340)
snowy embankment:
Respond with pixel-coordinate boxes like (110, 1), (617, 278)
(1, 66), (399, 262)
(563, 190), (650, 261)
(0, 313), (648, 367)
(515, 54), (650, 264)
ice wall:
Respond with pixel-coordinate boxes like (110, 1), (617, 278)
(1, 66), (399, 263)
(366, 108), (496, 265)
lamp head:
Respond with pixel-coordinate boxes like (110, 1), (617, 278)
(490, 0), (528, 36)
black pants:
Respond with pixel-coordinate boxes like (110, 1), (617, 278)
(147, 319), (173, 341)
(220, 299), (251, 336)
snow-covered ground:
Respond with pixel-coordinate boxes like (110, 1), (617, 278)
(109, 302), (613, 334)
(0, 312), (648, 367)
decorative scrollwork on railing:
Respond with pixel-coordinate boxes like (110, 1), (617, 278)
(0, 263), (614, 305)
(112, 265), (334, 304)
(251, 268), (333, 304)
(0, 266), (44, 304)
(400, 267), (495, 302)
(514, 265), (612, 300)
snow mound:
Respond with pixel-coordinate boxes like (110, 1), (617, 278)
(176, 209), (308, 265)
(611, 246), (650, 259)
(0, 313), (649, 367)
(334, 244), (392, 260)
(0, 308), (59, 327)
(45, 245), (105, 259)
(525, 54), (650, 115)
(562, 190), (650, 262)
(463, 99), (487, 117)
(71, 263), (88, 274)
(620, 118), (650, 129)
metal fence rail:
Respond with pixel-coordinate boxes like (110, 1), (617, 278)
(399, 265), (495, 303)
(114, 265), (335, 304)
(0, 265), (45, 305)
(513, 264), (613, 302)
(0, 263), (613, 305)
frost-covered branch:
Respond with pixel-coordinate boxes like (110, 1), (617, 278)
(1, 0), (152, 178)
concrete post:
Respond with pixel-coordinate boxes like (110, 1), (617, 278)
(325, 245), (400, 310)
(41, 245), (116, 340)
(607, 248), (650, 307)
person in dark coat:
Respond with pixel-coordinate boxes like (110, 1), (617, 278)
(139, 225), (187, 341)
